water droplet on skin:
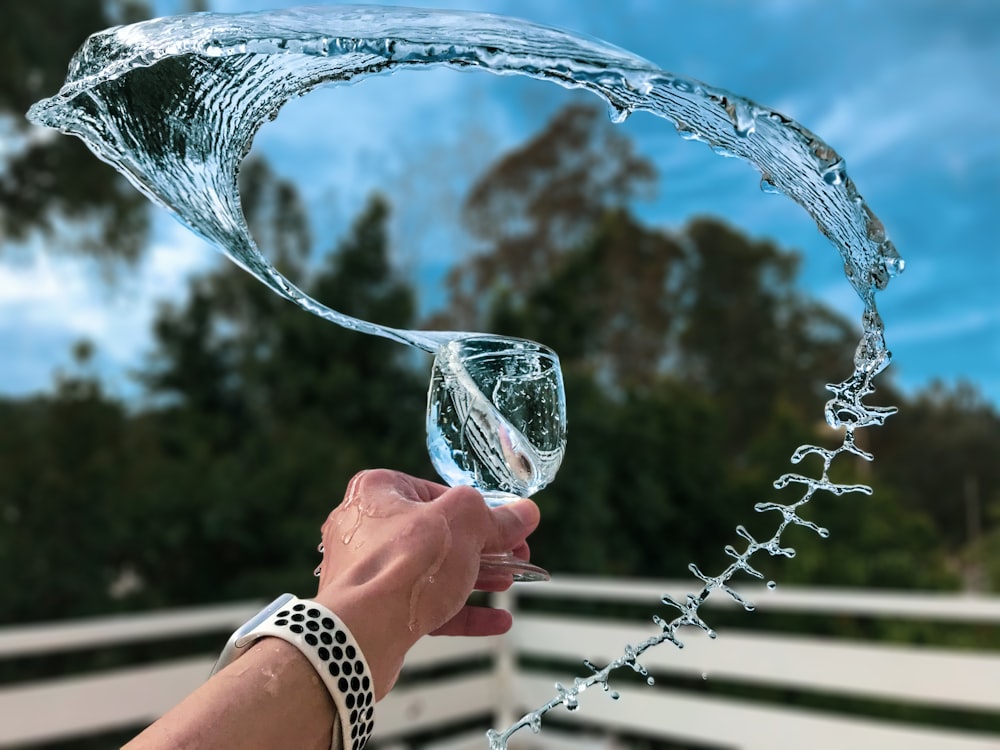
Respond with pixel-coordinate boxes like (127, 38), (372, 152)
(408, 513), (452, 632)
(313, 564), (322, 577)
(317, 542), (325, 553)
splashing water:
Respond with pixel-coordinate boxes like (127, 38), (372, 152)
(26, 6), (903, 748)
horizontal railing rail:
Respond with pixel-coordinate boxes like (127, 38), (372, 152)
(1, 577), (998, 750)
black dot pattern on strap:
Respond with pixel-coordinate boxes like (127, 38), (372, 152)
(265, 601), (374, 750)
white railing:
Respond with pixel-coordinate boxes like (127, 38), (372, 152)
(1, 577), (999, 749)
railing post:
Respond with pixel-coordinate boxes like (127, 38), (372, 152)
(491, 588), (517, 733)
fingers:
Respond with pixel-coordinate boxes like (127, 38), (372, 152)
(430, 605), (513, 637)
(482, 499), (540, 554)
(394, 472), (452, 504)
(353, 469), (450, 504)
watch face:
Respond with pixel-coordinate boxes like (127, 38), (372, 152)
(235, 593), (297, 643)
(212, 594), (297, 676)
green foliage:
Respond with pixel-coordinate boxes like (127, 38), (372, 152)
(0, 0), (151, 261)
(1, 101), (989, 637)
(126, 184), (428, 608)
(870, 380), (1000, 552)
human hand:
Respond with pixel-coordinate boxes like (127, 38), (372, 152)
(312, 469), (540, 700)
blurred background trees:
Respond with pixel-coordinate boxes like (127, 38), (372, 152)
(1, 6), (998, 636)
(0, 0), (151, 263)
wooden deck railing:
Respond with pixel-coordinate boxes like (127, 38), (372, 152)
(1, 577), (998, 749)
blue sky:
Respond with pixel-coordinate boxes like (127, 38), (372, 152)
(2, 0), (998, 407)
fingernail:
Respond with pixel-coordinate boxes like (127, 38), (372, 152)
(507, 499), (540, 526)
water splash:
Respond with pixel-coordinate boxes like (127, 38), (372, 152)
(486, 370), (892, 749)
(25, 7), (902, 749)
(26, 5), (900, 356)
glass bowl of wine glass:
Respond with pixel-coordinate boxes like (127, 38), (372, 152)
(426, 334), (567, 582)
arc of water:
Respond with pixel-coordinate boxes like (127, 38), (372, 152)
(26, 6), (901, 356)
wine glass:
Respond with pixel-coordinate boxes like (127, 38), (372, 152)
(426, 334), (567, 582)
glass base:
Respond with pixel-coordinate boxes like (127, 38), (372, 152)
(479, 552), (551, 583)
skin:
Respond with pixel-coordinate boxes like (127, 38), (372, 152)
(123, 469), (540, 750)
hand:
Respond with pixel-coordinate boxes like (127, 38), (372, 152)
(312, 469), (540, 699)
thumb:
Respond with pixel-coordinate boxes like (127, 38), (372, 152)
(484, 499), (540, 554)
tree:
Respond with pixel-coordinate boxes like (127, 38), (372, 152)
(486, 208), (685, 390)
(131, 177), (429, 606)
(0, 0), (151, 262)
(0, 345), (154, 625)
(870, 381), (1000, 552)
(432, 102), (954, 591)
(440, 103), (657, 330)
(676, 218), (857, 455)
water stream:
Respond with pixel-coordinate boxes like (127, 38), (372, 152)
(27, 6), (903, 748)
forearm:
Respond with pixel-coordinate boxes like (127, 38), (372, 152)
(123, 638), (338, 750)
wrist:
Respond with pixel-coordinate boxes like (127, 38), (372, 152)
(213, 594), (376, 750)
(314, 575), (417, 701)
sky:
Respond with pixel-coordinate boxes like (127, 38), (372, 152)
(2, 0), (998, 407)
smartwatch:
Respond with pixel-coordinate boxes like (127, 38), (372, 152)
(212, 593), (374, 750)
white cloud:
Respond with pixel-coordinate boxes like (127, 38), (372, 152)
(1, 217), (218, 394)
(888, 307), (999, 346)
(805, 41), (998, 174)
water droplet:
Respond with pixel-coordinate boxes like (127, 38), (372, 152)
(821, 161), (845, 185)
(817, 527), (830, 539)
(759, 175), (781, 195)
(865, 212), (886, 243)
(701, 672), (709, 680)
(313, 564), (322, 577)
(646, 676), (655, 686)
(723, 97), (756, 137)
(811, 140), (836, 163)
(766, 580), (777, 590)
(882, 242), (905, 278)
(317, 542), (325, 553)
(610, 690), (620, 700)
(608, 104), (631, 124)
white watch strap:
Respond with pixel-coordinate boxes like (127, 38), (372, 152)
(231, 596), (375, 750)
